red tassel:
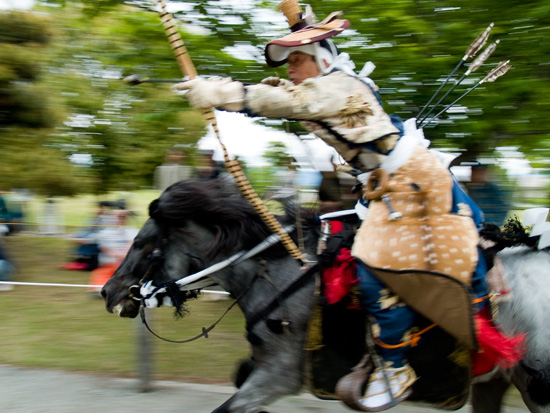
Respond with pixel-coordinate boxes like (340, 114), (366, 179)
(471, 306), (526, 377)
(322, 248), (357, 305)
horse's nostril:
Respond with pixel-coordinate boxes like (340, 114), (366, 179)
(100, 288), (107, 299)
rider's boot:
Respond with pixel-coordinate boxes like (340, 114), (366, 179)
(360, 363), (416, 411)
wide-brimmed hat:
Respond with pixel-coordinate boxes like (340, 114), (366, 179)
(265, 0), (350, 67)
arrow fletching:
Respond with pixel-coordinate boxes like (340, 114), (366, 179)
(466, 40), (500, 75)
(482, 60), (511, 83)
(464, 22), (494, 59)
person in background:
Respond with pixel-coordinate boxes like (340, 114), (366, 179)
(0, 224), (15, 291)
(196, 149), (222, 180)
(41, 198), (64, 236)
(154, 147), (197, 192)
(88, 210), (139, 292)
(61, 201), (115, 271)
(318, 155), (357, 215)
(0, 191), (25, 234)
(465, 163), (511, 226)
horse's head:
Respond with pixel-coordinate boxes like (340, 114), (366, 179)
(101, 210), (221, 317)
(101, 177), (320, 318)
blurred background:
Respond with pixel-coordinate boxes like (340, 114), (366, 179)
(0, 0), (548, 403)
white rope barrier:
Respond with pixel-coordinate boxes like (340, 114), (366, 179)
(0, 281), (230, 294)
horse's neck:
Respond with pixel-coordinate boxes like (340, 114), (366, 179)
(222, 257), (304, 308)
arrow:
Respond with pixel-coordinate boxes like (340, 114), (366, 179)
(124, 74), (184, 85)
(416, 23), (494, 124)
(418, 40), (500, 127)
(422, 60), (511, 127)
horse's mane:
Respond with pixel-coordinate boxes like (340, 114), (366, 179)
(149, 177), (319, 259)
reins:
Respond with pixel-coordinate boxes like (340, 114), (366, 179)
(139, 273), (260, 344)
(134, 225), (305, 343)
(246, 264), (319, 335)
(133, 225), (296, 298)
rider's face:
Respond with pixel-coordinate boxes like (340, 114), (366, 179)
(287, 51), (321, 85)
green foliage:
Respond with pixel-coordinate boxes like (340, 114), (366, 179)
(0, 11), (87, 196)
(263, 140), (293, 167)
(1, 0), (549, 197)
(1, 3), (210, 195)
(0, 12), (53, 127)
(162, 0), (548, 166)
(304, 0), (550, 163)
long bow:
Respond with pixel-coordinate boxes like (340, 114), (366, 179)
(155, 0), (304, 264)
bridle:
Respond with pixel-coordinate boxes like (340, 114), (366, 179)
(129, 224), (304, 343)
(131, 224), (297, 299)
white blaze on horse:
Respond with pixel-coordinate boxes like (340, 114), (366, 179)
(101, 178), (550, 413)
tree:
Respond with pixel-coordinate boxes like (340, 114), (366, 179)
(304, 0), (550, 165)
(41, 3), (211, 193)
(3, 0), (548, 196)
(159, 0), (549, 166)
(1, 3), (209, 194)
(0, 10), (94, 196)
(263, 140), (293, 168)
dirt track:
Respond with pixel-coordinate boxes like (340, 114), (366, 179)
(0, 364), (529, 413)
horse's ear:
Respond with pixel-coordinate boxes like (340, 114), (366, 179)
(149, 198), (161, 220)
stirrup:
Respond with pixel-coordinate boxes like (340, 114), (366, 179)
(359, 364), (416, 412)
(336, 357), (416, 412)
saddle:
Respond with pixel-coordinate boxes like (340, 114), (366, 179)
(306, 217), (525, 411)
(306, 294), (472, 410)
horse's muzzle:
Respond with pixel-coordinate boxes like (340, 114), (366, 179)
(101, 285), (141, 318)
(114, 298), (140, 318)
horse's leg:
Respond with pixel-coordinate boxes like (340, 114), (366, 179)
(215, 299), (312, 411)
(213, 395), (269, 413)
(212, 260), (316, 413)
(471, 377), (511, 413)
(213, 333), (307, 413)
(510, 365), (550, 413)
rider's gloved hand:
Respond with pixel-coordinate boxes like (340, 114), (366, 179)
(173, 77), (244, 112)
(260, 77), (293, 88)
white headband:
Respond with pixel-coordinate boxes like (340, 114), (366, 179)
(266, 40), (374, 78)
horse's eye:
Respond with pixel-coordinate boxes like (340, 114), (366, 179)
(133, 240), (143, 249)
(187, 254), (204, 273)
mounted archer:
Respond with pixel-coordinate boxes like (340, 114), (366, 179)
(176, 0), (523, 410)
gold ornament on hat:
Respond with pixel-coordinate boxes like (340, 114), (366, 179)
(265, 0), (350, 67)
(278, 0), (303, 28)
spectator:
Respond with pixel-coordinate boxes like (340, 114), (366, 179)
(465, 163), (511, 226)
(197, 149), (222, 180)
(88, 210), (139, 292)
(0, 193), (9, 224)
(0, 191), (26, 235)
(40, 198), (64, 236)
(0, 224), (15, 291)
(271, 156), (298, 200)
(154, 147), (197, 191)
(61, 201), (115, 271)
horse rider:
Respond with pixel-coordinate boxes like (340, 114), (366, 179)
(175, 0), (488, 409)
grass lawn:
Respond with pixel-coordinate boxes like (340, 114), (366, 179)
(0, 234), (249, 384)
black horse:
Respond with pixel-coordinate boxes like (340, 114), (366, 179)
(101, 177), (550, 413)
